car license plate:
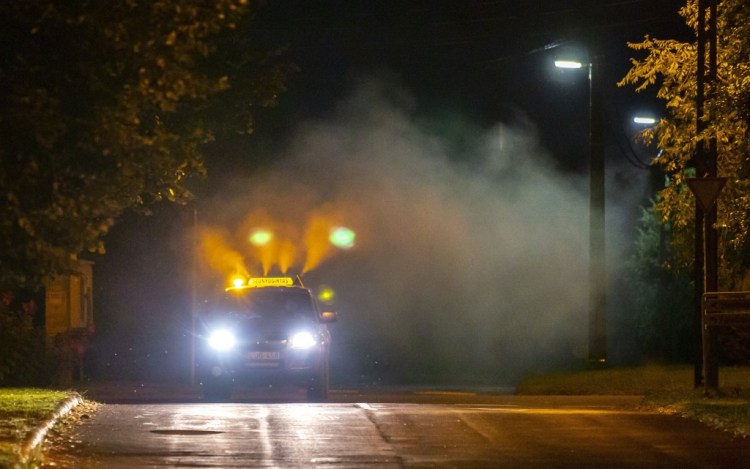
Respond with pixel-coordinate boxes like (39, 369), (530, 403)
(248, 351), (280, 360)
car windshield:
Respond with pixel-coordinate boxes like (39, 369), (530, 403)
(221, 288), (315, 321)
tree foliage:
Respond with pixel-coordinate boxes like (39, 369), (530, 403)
(627, 204), (693, 361)
(0, 292), (48, 385)
(619, 0), (750, 286)
(0, 0), (294, 288)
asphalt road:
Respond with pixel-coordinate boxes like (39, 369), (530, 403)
(44, 389), (750, 468)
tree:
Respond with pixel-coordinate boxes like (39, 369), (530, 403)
(619, 0), (750, 287)
(0, 0), (294, 288)
(627, 204), (693, 361)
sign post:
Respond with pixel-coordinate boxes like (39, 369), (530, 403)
(687, 177), (726, 390)
(686, 178), (726, 218)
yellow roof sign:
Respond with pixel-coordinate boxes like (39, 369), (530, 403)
(225, 276), (295, 291)
(248, 277), (294, 287)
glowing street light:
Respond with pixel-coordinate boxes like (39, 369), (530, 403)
(554, 60), (584, 69)
(633, 116), (657, 125)
(249, 229), (273, 246)
(329, 227), (355, 249)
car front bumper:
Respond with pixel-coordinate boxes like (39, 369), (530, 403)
(197, 345), (324, 385)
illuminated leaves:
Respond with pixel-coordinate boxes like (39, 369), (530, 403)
(619, 0), (750, 281)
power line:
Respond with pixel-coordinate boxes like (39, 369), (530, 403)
(606, 116), (651, 169)
(253, 3), (683, 41)
(483, 40), (573, 66)
(604, 102), (652, 170)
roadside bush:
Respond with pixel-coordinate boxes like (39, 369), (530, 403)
(0, 293), (50, 386)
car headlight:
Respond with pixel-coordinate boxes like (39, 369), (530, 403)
(208, 329), (236, 351)
(290, 331), (317, 349)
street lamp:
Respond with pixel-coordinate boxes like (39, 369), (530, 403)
(633, 116), (657, 125)
(555, 56), (606, 366)
(554, 60), (584, 69)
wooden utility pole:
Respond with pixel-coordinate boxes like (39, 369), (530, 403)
(694, 0), (719, 389)
(588, 50), (607, 365)
(587, 1), (606, 366)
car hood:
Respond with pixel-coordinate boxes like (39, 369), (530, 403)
(231, 315), (315, 342)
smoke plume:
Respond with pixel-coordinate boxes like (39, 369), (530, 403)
(198, 78), (597, 384)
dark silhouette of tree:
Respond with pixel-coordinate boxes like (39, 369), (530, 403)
(0, 0), (294, 288)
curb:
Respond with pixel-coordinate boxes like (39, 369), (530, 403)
(15, 392), (84, 466)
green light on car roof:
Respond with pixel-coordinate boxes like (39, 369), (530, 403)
(329, 227), (355, 249)
(249, 229), (273, 246)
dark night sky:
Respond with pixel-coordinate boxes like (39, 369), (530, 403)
(194, 0), (693, 180)
(89, 0), (693, 383)
(252, 1), (688, 154)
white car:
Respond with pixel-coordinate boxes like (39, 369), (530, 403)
(197, 277), (337, 402)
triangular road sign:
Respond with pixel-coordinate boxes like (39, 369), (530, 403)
(687, 177), (727, 214)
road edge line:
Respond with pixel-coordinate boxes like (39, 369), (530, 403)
(15, 392), (84, 466)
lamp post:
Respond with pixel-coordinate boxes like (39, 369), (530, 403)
(191, 208), (198, 386)
(555, 55), (606, 366)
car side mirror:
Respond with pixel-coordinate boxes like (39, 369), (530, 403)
(320, 311), (338, 323)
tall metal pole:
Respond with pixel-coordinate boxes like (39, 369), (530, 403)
(693, 209), (705, 387)
(588, 52), (607, 365)
(191, 208), (198, 386)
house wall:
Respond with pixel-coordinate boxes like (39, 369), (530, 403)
(45, 260), (94, 340)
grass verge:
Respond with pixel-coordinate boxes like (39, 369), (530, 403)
(0, 389), (70, 468)
(517, 365), (750, 436)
